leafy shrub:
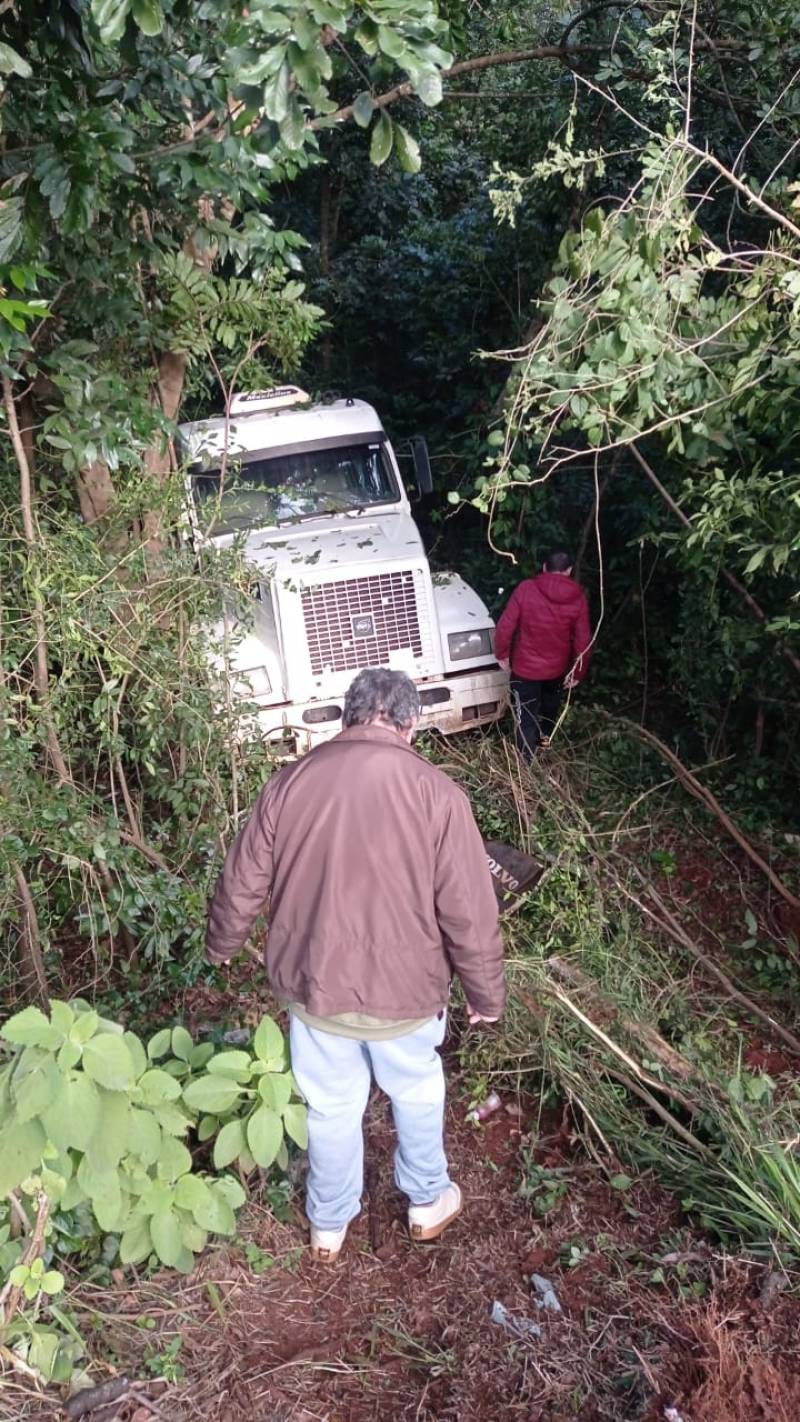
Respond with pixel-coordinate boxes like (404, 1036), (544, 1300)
(0, 1000), (306, 1274)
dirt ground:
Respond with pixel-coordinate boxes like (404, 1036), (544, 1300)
(9, 1080), (799, 1422)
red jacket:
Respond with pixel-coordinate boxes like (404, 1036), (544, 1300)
(494, 573), (593, 683)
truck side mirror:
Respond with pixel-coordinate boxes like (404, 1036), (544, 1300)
(410, 436), (433, 495)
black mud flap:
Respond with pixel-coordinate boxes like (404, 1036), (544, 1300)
(484, 839), (547, 916)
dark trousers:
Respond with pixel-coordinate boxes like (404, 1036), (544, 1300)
(511, 676), (563, 761)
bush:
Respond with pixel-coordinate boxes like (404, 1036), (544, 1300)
(0, 997), (306, 1380)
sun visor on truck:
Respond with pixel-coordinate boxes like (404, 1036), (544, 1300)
(183, 429), (388, 468)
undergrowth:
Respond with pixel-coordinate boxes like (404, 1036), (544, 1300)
(431, 717), (800, 1258)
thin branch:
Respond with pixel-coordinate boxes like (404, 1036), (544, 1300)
(10, 861), (49, 1008)
(312, 46), (609, 128)
(2, 372), (71, 783)
(0, 1190), (49, 1333)
(681, 138), (800, 242)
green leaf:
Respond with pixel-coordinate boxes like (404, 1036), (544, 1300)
(0, 197), (24, 263)
(85, 1089), (130, 1171)
(377, 26), (406, 60)
(119, 1217), (152, 1265)
(352, 91), (374, 129)
(82, 1033), (135, 1091)
(91, 0), (131, 44)
(264, 64), (290, 123)
(136, 1178), (174, 1218)
(129, 1107), (162, 1165)
(49, 1002), (74, 1039)
(0, 1118), (45, 1195)
(171, 1026), (194, 1063)
(213, 1175), (247, 1211)
(124, 1031), (147, 1080)
(197, 1114), (218, 1143)
(190, 1043), (215, 1070)
(183, 1077), (242, 1114)
(213, 1119), (246, 1169)
(150, 1208), (182, 1267)
(370, 112), (394, 167)
(40, 1270), (65, 1296)
(40, 1074), (100, 1152)
(253, 1016), (286, 1068)
(609, 1173), (633, 1191)
(77, 1157), (122, 1229)
(415, 71), (442, 107)
(287, 40), (320, 94)
(279, 99), (306, 151)
(138, 1069), (182, 1104)
(57, 1041), (81, 1072)
(239, 41), (287, 86)
(71, 1010), (99, 1044)
(394, 122), (421, 174)
(206, 1051), (252, 1080)
(180, 1219), (208, 1254)
(147, 1028), (172, 1060)
(189, 1183), (236, 1235)
(0, 41), (32, 79)
(12, 1049), (61, 1122)
(283, 1103), (308, 1150)
(174, 1173), (212, 1216)
(131, 0), (164, 36)
(152, 1103), (190, 1136)
(258, 1071), (293, 1114)
(2, 1006), (60, 1049)
(157, 1134), (193, 1181)
(247, 1105), (283, 1168)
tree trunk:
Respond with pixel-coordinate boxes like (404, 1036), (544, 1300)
(77, 459), (117, 524)
(141, 349), (189, 551)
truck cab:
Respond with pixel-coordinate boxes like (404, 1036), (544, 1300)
(180, 387), (508, 751)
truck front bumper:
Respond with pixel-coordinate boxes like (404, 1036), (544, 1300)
(244, 666), (510, 752)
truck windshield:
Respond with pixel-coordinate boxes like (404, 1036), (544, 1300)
(191, 441), (398, 533)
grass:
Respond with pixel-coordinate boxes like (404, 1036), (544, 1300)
(429, 718), (800, 1258)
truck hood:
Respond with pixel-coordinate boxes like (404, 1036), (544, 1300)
(229, 512), (426, 579)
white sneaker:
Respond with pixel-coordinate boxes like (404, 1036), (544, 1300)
(309, 1222), (348, 1263)
(408, 1183), (463, 1242)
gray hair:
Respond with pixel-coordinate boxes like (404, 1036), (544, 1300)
(343, 668), (420, 732)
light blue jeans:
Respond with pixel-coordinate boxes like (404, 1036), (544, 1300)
(289, 1012), (452, 1231)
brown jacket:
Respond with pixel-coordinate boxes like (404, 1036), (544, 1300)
(206, 725), (505, 1021)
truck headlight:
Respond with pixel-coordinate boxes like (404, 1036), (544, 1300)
(234, 665), (272, 697)
(447, 628), (494, 662)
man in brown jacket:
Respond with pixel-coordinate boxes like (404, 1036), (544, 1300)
(207, 667), (505, 1263)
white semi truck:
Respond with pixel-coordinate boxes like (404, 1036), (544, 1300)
(180, 387), (509, 751)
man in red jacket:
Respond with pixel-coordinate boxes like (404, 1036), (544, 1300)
(494, 550), (593, 760)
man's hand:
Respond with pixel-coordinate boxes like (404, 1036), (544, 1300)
(563, 669), (578, 690)
(498, 658), (510, 673)
(466, 1003), (499, 1026)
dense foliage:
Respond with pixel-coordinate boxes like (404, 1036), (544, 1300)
(1, 0), (799, 1395)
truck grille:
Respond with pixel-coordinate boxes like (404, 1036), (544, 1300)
(302, 571), (427, 676)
